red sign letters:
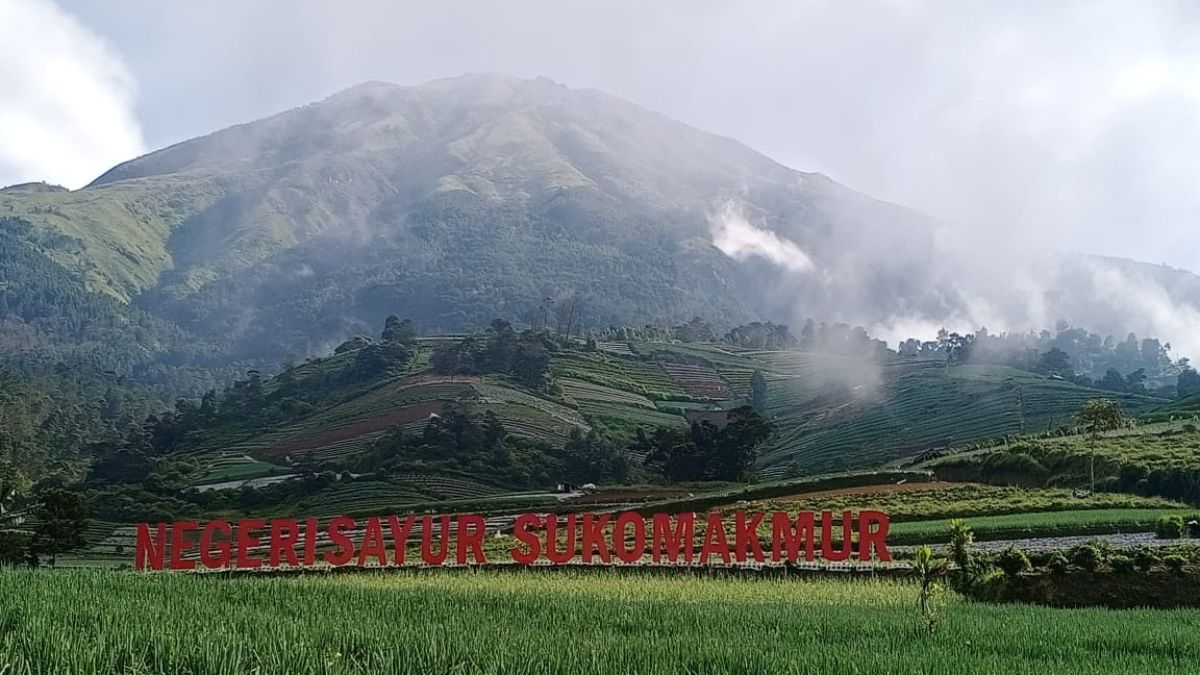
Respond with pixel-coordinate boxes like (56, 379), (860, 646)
(134, 510), (890, 571)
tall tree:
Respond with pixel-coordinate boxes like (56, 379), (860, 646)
(1178, 368), (1200, 399)
(1073, 399), (1130, 496)
(30, 489), (88, 568)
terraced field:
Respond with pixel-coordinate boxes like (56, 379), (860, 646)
(190, 454), (289, 485)
(658, 361), (734, 399)
(643, 343), (768, 371)
(557, 378), (686, 428)
(296, 481), (436, 516)
(551, 351), (682, 397)
(179, 372), (592, 474)
(474, 383), (588, 428)
(595, 341), (635, 356)
(737, 483), (1183, 522)
(755, 361), (1165, 475)
(392, 474), (507, 500)
(888, 507), (1200, 544)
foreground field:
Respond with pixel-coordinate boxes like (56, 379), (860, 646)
(1, 570), (1198, 674)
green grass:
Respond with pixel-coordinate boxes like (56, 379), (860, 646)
(890, 508), (1200, 544)
(1009, 428), (1200, 471)
(741, 484), (1184, 522)
(1, 569), (1198, 673)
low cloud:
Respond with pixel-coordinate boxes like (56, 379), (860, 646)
(709, 201), (814, 274)
(0, 0), (144, 189)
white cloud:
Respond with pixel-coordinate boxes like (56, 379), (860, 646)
(709, 201), (814, 274)
(0, 0), (144, 188)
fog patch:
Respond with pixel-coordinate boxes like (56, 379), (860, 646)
(709, 201), (814, 274)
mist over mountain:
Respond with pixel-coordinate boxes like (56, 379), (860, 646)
(2, 73), (1198, 363)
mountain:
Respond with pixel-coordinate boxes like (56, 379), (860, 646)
(0, 73), (951, 362)
(3, 72), (1200, 373)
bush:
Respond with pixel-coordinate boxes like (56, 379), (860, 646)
(996, 546), (1031, 577)
(1047, 551), (1069, 574)
(1155, 515), (1186, 539)
(1163, 554), (1187, 573)
(1110, 554), (1135, 573)
(1134, 547), (1159, 572)
(0, 531), (31, 565)
(1071, 543), (1103, 572)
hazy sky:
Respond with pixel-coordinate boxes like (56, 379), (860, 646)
(5, 0), (1200, 271)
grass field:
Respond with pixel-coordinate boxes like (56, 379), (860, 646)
(1, 570), (1198, 674)
(1011, 427), (1200, 471)
(738, 484), (1184, 522)
(889, 508), (1200, 544)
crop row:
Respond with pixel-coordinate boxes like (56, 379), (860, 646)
(658, 362), (734, 399)
(741, 484), (1184, 522)
(6, 566), (1196, 673)
(887, 508), (1200, 545)
(472, 383), (589, 427)
(558, 378), (658, 409)
(552, 352), (681, 396)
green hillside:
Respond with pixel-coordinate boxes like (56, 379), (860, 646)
(755, 360), (1164, 476)
(4, 74), (927, 363)
(154, 338), (1165, 491)
(12, 73), (1193, 372)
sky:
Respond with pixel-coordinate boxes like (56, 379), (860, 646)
(3, 0), (1200, 272)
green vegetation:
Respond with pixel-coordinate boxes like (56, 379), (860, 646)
(889, 508), (1199, 545)
(756, 361), (1163, 475)
(0, 570), (1198, 673)
(741, 484), (1181, 522)
(932, 425), (1200, 504)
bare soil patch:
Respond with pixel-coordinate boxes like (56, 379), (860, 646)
(266, 402), (445, 457)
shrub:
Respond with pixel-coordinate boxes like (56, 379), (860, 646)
(1134, 547), (1159, 572)
(1163, 554), (1187, 573)
(1109, 554), (1135, 573)
(1047, 551), (1069, 574)
(1071, 543), (1102, 572)
(996, 546), (1031, 577)
(948, 519), (974, 572)
(0, 531), (30, 565)
(1155, 515), (1186, 539)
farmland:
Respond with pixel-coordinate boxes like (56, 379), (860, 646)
(752, 361), (1165, 475)
(163, 340), (1174, 490)
(544, 344), (1169, 476)
(1003, 427), (1200, 472)
(1, 570), (1199, 674)
(738, 483), (1184, 522)
(887, 508), (1200, 544)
